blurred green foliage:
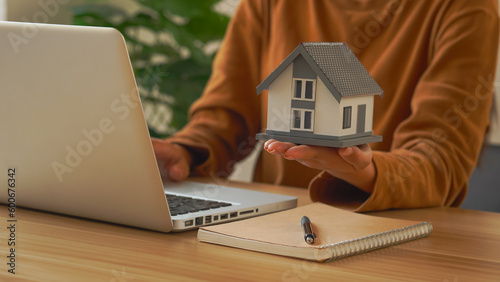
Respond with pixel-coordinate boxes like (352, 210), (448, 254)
(72, 0), (230, 137)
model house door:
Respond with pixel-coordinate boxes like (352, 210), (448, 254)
(357, 104), (366, 134)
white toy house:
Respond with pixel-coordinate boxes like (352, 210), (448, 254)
(256, 42), (383, 147)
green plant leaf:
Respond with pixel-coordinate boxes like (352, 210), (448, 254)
(184, 13), (229, 42)
(138, 0), (219, 17)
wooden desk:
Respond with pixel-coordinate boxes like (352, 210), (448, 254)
(1, 181), (499, 281)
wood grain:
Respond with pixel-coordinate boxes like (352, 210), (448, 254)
(1, 180), (499, 281)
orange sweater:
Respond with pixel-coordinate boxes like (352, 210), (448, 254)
(169, 0), (499, 211)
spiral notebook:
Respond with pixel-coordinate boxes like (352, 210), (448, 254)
(197, 203), (433, 262)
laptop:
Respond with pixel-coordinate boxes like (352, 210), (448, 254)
(0, 21), (297, 232)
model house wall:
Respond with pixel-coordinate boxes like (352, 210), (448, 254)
(315, 84), (374, 138)
(267, 64), (292, 132)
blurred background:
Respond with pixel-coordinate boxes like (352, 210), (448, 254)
(1, 0), (499, 212)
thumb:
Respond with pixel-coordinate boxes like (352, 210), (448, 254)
(338, 145), (372, 171)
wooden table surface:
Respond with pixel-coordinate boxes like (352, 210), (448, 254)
(1, 180), (499, 281)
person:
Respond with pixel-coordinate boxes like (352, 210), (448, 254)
(153, 0), (499, 211)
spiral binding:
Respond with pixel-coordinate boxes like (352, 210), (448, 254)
(325, 222), (433, 262)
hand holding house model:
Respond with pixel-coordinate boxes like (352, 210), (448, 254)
(256, 42), (383, 148)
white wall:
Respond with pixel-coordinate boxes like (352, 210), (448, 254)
(314, 77), (341, 136)
(0, 0), (6, 21)
(267, 64), (292, 133)
(487, 0), (500, 145)
(338, 95), (374, 136)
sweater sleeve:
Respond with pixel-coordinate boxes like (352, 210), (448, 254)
(167, 0), (264, 177)
(310, 0), (499, 211)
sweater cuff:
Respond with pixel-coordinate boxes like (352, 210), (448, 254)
(308, 171), (370, 211)
(354, 151), (393, 211)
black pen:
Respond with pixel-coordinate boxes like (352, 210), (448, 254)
(301, 216), (316, 244)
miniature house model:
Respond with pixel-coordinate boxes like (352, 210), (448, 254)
(256, 42), (383, 148)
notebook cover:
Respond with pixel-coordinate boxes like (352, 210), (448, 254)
(197, 203), (433, 262)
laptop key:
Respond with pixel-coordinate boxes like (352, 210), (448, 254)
(165, 193), (232, 215)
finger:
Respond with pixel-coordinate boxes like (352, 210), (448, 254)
(264, 139), (277, 150)
(284, 145), (339, 161)
(294, 158), (325, 169)
(266, 140), (297, 155)
(168, 161), (190, 182)
(338, 145), (372, 171)
(151, 138), (172, 160)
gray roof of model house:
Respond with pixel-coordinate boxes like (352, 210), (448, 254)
(256, 42), (383, 102)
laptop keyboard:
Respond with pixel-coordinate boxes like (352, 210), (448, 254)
(165, 193), (232, 216)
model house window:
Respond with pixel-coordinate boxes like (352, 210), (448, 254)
(343, 106), (352, 129)
(291, 109), (314, 131)
(293, 79), (316, 100)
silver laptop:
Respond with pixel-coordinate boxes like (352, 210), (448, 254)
(0, 21), (296, 232)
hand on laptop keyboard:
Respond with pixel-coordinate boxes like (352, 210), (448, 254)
(152, 138), (192, 182)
